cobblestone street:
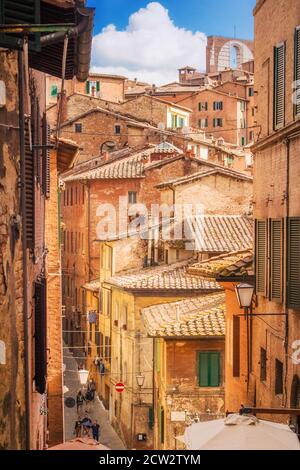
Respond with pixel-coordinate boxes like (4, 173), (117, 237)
(63, 347), (126, 450)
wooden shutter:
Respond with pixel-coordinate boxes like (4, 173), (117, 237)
(96, 81), (100, 92)
(42, 114), (50, 198)
(210, 352), (220, 387)
(274, 43), (285, 129)
(233, 316), (240, 377)
(198, 352), (209, 386)
(295, 26), (300, 117)
(287, 217), (300, 309)
(255, 220), (267, 295)
(86, 80), (90, 94)
(270, 219), (282, 301)
(34, 277), (47, 395)
(24, 126), (35, 249)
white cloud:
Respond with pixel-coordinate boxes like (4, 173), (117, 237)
(91, 2), (207, 85)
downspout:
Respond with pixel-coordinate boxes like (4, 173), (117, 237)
(18, 50), (31, 450)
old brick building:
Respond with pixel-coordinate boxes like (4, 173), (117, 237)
(0, 0), (94, 450)
(46, 72), (126, 107)
(142, 293), (225, 450)
(250, 0), (300, 428)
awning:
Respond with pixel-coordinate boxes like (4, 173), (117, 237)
(183, 414), (300, 450)
(48, 438), (110, 451)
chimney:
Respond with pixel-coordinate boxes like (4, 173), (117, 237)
(57, 91), (68, 125)
(102, 151), (109, 161)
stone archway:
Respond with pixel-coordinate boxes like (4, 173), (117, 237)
(290, 375), (300, 438)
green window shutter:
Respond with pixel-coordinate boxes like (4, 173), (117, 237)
(198, 352), (209, 386)
(295, 27), (300, 117)
(255, 220), (267, 295)
(198, 102), (202, 111)
(86, 80), (90, 94)
(270, 219), (282, 301)
(96, 81), (100, 92)
(148, 406), (154, 430)
(209, 352), (220, 387)
(287, 217), (300, 309)
(274, 43), (285, 129)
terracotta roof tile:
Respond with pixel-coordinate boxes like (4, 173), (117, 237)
(188, 250), (254, 279)
(105, 260), (222, 293)
(142, 293), (225, 337)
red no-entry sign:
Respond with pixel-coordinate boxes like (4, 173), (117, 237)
(115, 382), (125, 393)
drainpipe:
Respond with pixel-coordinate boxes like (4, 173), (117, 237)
(18, 50), (31, 450)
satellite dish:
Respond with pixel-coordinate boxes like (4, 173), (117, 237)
(158, 122), (165, 131)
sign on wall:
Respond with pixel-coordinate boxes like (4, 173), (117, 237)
(171, 411), (186, 422)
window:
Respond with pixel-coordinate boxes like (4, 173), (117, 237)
(198, 102), (208, 111)
(50, 84), (58, 98)
(260, 347), (267, 382)
(213, 101), (223, 111)
(128, 191), (137, 204)
(213, 118), (223, 127)
(249, 130), (254, 141)
(177, 116), (185, 128)
(274, 43), (285, 129)
(122, 306), (128, 329)
(86, 80), (100, 96)
(255, 220), (267, 295)
(105, 336), (111, 362)
(75, 123), (82, 133)
(287, 217), (300, 309)
(240, 118), (246, 128)
(249, 87), (254, 97)
(232, 316), (240, 378)
(115, 124), (121, 135)
(198, 118), (208, 129)
(198, 352), (221, 387)
(241, 136), (245, 146)
(106, 290), (112, 317)
(240, 101), (246, 112)
(295, 26), (300, 117)
(275, 359), (283, 395)
(270, 219), (282, 301)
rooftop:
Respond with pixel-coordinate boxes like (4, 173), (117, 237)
(188, 250), (254, 279)
(104, 259), (222, 294)
(186, 215), (253, 253)
(156, 167), (253, 189)
(82, 280), (100, 292)
(142, 293), (225, 338)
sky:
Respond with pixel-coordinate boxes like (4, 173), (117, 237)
(87, 0), (255, 85)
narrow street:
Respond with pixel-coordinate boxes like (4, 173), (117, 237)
(63, 347), (126, 450)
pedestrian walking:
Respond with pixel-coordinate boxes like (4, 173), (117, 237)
(76, 390), (85, 414)
(74, 419), (82, 438)
(88, 378), (96, 401)
(81, 413), (92, 437)
(91, 420), (100, 443)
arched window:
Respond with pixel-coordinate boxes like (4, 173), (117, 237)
(230, 45), (240, 68)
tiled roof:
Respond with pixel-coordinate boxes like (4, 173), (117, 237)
(82, 280), (100, 292)
(142, 293), (225, 338)
(188, 250), (254, 279)
(156, 167), (253, 188)
(105, 259), (222, 293)
(61, 143), (186, 182)
(186, 215), (253, 253)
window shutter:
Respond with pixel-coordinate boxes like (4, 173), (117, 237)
(287, 217), (300, 309)
(86, 80), (90, 94)
(270, 219), (282, 301)
(295, 27), (300, 117)
(255, 220), (267, 295)
(198, 352), (209, 386)
(24, 125), (35, 249)
(96, 81), (100, 92)
(210, 352), (220, 387)
(274, 43), (285, 129)
(160, 406), (165, 444)
(34, 277), (47, 395)
(42, 114), (51, 198)
(233, 316), (240, 377)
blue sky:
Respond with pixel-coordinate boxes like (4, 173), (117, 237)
(87, 0), (255, 39)
(88, 1), (255, 85)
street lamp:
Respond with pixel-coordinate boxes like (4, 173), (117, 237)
(235, 283), (255, 318)
(136, 374), (145, 405)
(78, 369), (89, 387)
